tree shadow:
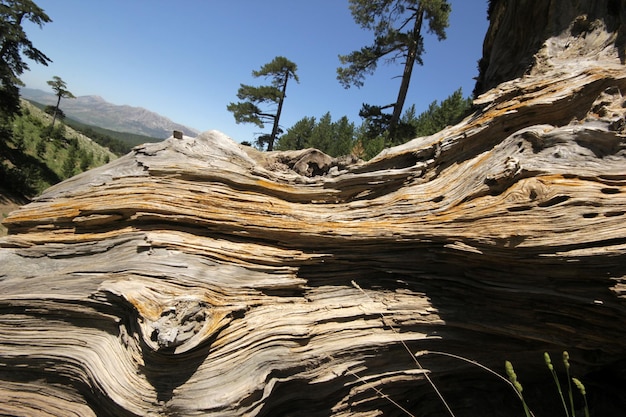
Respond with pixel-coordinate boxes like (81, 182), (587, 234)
(0, 137), (61, 196)
(297, 238), (626, 416)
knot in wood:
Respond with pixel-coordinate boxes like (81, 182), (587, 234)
(151, 299), (208, 349)
(485, 156), (521, 192)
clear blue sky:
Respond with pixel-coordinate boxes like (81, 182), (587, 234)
(21, 1), (489, 142)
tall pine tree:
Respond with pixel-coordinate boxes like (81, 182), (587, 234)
(337, 0), (450, 142)
(227, 56), (298, 151)
(46, 75), (75, 128)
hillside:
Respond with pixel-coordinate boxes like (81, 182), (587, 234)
(21, 88), (199, 139)
(64, 117), (163, 149)
(0, 100), (117, 201)
(26, 99), (162, 153)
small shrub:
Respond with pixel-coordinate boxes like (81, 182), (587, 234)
(35, 137), (47, 158)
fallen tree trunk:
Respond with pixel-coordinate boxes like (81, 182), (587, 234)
(2, 1), (626, 416)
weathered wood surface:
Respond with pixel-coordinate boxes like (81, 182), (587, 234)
(2, 2), (626, 416)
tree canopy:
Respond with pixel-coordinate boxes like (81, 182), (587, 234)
(227, 56), (299, 151)
(275, 88), (471, 160)
(337, 0), (450, 142)
(0, 0), (51, 124)
(275, 112), (356, 157)
(411, 87), (472, 136)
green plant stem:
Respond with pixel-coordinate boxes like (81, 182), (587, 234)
(416, 351), (535, 417)
(563, 352), (575, 417)
(521, 399), (532, 417)
(545, 352), (569, 417)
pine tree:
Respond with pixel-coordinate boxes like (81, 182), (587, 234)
(46, 76), (74, 127)
(308, 112), (334, 153)
(337, 0), (450, 141)
(412, 87), (472, 136)
(35, 135), (46, 157)
(276, 113), (356, 157)
(0, 0), (51, 125)
(62, 142), (78, 178)
(275, 116), (316, 151)
(227, 56), (299, 151)
(355, 88), (471, 160)
(329, 116), (356, 157)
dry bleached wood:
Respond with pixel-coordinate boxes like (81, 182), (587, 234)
(2, 2), (626, 416)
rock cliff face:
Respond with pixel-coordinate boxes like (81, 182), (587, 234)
(475, 0), (626, 94)
(2, 1), (626, 416)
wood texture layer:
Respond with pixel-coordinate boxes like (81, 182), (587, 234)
(2, 3), (626, 416)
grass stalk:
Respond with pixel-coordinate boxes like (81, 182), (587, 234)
(505, 360), (532, 417)
(563, 351), (575, 417)
(544, 352), (569, 416)
(572, 378), (590, 417)
(415, 350), (529, 406)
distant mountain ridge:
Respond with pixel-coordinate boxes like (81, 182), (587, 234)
(20, 88), (199, 139)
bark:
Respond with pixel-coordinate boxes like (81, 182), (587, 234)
(389, 6), (424, 139)
(268, 71), (289, 151)
(51, 93), (61, 127)
(2, 2), (626, 416)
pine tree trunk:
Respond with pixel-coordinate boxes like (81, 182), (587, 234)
(51, 93), (61, 128)
(268, 71), (289, 151)
(389, 7), (424, 141)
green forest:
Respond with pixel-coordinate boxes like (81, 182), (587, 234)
(274, 88), (472, 160)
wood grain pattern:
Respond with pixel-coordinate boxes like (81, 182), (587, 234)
(2, 2), (626, 416)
